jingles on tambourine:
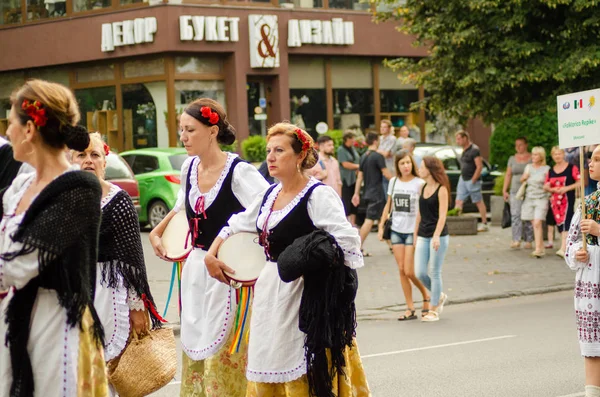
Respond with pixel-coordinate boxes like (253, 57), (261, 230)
(218, 232), (265, 288)
(161, 211), (192, 262)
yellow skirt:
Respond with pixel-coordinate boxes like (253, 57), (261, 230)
(180, 327), (249, 397)
(246, 341), (371, 397)
(77, 308), (110, 396)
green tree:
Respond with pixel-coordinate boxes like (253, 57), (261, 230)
(373, 0), (600, 123)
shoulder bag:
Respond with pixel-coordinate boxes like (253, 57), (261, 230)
(382, 177), (398, 240)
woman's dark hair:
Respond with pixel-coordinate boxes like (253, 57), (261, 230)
(184, 98), (236, 145)
(422, 156), (451, 193)
(11, 79), (89, 151)
(394, 150), (418, 178)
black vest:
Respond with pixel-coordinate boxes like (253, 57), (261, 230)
(257, 182), (322, 261)
(185, 156), (244, 249)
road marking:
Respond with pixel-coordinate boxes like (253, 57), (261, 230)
(361, 335), (517, 359)
(555, 393), (584, 397)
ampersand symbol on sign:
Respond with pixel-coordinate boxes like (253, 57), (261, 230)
(257, 24), (276, 59)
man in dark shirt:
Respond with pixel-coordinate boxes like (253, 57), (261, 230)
(352, 132), (393, 249)
(455, 130), (488, 232)
(0, 137), (23, 190)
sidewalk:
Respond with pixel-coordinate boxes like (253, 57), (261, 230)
(355, 225), (575, 320)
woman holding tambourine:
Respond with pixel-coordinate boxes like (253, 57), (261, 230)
(149, 98), (268, 397)
(205, 123), (370, 396)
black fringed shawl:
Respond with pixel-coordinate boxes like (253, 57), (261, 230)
(277, 230), (358, 397)
(98, 189), (162, 328)
(0, 171), (104, 397)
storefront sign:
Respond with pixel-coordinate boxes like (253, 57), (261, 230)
(249, 15), (280, 68)
(101, 17), (157, 52)
(287, 18), (354, 48)
(557, 88), (600, 149)
(179, 16), (240, 42)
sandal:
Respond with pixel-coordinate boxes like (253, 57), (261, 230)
(398, 309), (417, 321)
(361, 250), (372, 257)
(422, 310), (439, 322)
(421, 298), (430, 317)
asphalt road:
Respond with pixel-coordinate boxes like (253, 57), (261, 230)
(148, 291), (585, 397)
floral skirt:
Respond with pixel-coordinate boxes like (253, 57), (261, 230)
(246, 341), (371, 397)
(77, 308), (110, 396)
(180, 326), (249, 397)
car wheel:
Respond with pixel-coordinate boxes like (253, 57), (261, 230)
(148, 200), (169, 229)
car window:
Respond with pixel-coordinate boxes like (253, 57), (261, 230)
(121, 155), (135, 169)
(169, 154), (188, 171)
(435, 148), (460, 171)
(131, 155), (159, 175)
(105, 154), (134, 180)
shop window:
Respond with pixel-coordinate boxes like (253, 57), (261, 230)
(73, 0), (110, 12)
(74, 86), (117, 140)
(328, 0), (369, 10)
(75, 64), (115, 83)
(175, 57), (223, 75)
(123, 82), (167, 149)
(27, 67), (69, 86)
(0, 71), (25, 121)
(26, 0), (66, 20)
(380, 90), (419, 113)
(123, 58), (165, 79)
(1, 0), (22, 25)
(290, 89), (326, 140)
(120, 0), (145, 6)
(175, 80), (226, 110)
(285, 0), (322, 7)
(332, 89), (374, 132)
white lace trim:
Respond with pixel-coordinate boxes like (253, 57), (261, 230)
(188, 153), (237, 211)
(127, 291), (145, 311)
(101, 184), (121, 209)
(246, 359), (307, 383)
(180, 288), (234, 361)
(257, 177), (319, 230)
(102, 279), (130, 362)
(63, 318), (78, 397)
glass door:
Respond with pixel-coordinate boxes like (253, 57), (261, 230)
(247, 79), (269, 137)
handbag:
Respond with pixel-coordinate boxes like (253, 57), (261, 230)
(515, 165), (529, 201)
(382, 177), (397, 240)
(501, 201), (511, 229)
(108, 327), (177, 397)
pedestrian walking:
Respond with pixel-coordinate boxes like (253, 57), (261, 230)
(308, 135), (342, 196)
(205, 123), (370, 396)
(565, 145), (600, 397)
(149, 98), (268, 397)
(0, 79), (108, 396)
(71, 132), (162, 392)
(520, 146), (551, 258)
(378, 119), (397, 192)
(401, 138), (422, 167)
(454, 131), (489, 232)
(352, 132), (393, 254)
(337, 131), (360, 226)
(544, 146), (580, 258)
(378, 150), (430, 320)
(414, 156), (450, 322)
(502, 136), (534, 249)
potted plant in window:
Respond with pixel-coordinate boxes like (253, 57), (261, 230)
(137, 102), (156, 134)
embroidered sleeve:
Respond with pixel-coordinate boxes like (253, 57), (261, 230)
(308, 185), (364, 269)
(127, 288), (145, 311)
(231, 162), (270, 208)
(218, 186), (270, 240)
(172, 187), (185, 213)
(565, 209), (586, 270)
(0, 247), (39, 290)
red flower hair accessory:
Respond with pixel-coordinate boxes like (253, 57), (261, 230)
(200, 106), (220, 125)
(294, 128), (311, 152)
(103, 142), (110, 156)
(21, 100), (48, 127)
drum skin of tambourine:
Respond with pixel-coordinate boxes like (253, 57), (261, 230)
(162, 211), (192, 262)
(218, 232), (265, 287)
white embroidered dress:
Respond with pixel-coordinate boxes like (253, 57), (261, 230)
(0, 173), (80, 397)
(565, 204), (600, 357)
(94, 183), (145, 363)
(218, 177), (364, 383)
(175, 153), (268, 360)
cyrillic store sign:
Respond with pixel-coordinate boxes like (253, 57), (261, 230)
(248, 14), (280, 69)
(179, 16), (240, 42)
(101, 17), (157, 52)
(287, 18), (354, 47)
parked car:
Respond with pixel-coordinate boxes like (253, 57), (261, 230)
(105, 152), (141, 215)
(120, 148), (188, 228)
(413, 143), (503, 212)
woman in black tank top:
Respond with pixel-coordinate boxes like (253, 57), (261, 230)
(414, 156), (451, 322)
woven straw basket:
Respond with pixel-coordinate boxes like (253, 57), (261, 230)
(108, 327), (177, 397)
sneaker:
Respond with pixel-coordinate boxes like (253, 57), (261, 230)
(477, 223), (489, 232)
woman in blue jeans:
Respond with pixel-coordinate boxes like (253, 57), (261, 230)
(414, 156), (450, 322)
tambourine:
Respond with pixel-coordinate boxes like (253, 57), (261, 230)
(162, 211), (192, 261)
(218, 232), (265, 288)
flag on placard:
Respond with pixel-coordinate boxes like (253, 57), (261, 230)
(574, 99), (583, 109)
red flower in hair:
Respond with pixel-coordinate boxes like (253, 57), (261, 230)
(200, 106), (220, 125)
(201, 106), (212, 118)
(103, 143), (110, 156)
(21, 100), (48, 127)
(208, 113), (219, 125)
(294, 128), (311, 152)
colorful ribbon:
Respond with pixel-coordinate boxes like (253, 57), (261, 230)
(142, 293), (168, 323)
(163, 261), (183, 318)
(229, 285), (253, 354)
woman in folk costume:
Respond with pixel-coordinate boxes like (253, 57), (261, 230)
(71, 132), (163, 393)
(206, 122), (371, 396)
(149, 98), (268, 397)
(0, 79), (108, 396)
(565, 145), (600, 397)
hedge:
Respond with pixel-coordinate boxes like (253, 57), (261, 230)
(241, 135), (267, 162)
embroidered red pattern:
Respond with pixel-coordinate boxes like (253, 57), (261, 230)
(576, 309), (600, 344)
(575, 280), (600, 300)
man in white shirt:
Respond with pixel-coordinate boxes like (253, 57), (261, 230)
(377, 119), (396, 194)
(308, 135), (342, 196)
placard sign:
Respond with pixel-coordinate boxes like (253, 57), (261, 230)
(248, 15), (279, 68)
(557, 88), (600, 149)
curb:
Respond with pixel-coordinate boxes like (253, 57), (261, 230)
(357, 283), (574, 321)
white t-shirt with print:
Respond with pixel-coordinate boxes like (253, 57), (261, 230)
(387, 176), (424, 233)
